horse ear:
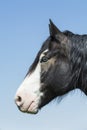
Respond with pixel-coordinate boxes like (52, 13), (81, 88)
(49, 19), (67, 43)
(49, 19), (61, 37)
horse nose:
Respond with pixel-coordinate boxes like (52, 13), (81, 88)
(15, 95), (23, 107)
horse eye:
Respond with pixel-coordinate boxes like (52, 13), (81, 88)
(40, 56), (48, 63)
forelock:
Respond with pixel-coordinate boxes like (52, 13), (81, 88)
(26, 37), (51, 76)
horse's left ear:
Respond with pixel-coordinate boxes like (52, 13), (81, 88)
(49, 19), (61, 37)
(49, 19), (67, 43)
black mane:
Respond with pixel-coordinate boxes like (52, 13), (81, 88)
(63, 30), (87, 94)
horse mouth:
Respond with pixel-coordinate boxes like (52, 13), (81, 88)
(18, 101), (39, 114)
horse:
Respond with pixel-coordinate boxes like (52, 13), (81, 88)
(15, 20), (87, 114)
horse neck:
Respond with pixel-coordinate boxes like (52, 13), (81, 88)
(70, 39), (87, 95)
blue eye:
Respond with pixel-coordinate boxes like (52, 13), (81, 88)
(40, 56), (48, 63)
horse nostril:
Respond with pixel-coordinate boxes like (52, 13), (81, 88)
(15, 95), (22, 106)
(17, 96), (22, 102)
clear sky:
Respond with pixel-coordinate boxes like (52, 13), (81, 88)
(1, 0), (87, 130)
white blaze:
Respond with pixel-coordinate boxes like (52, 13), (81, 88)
(15, 49), (48, 113)
(15, 62), (42, 113)
(17, 62), (41, 94)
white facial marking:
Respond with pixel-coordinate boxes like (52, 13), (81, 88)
(15, 49), (49, 113)
(19, 62), (40, 92)
(40, 49), (49, 60)
(15, 62), (42, 113)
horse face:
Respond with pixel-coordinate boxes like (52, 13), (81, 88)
(15, 20), (70, 114)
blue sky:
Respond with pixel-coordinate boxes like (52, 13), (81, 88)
(1, 0), (87, 130)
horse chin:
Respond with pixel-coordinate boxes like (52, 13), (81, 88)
(18, 107), (39, 114)
(27, 109), (39, 114)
